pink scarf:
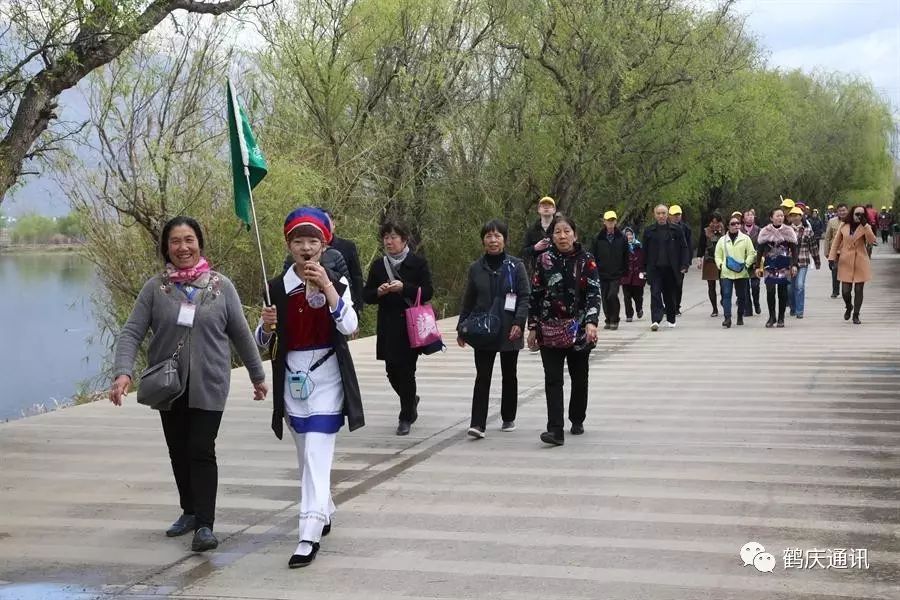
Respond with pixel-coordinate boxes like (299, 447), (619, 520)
(166, 257), (211, 283)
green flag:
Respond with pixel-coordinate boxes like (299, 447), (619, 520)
(227, 80), (267, 228)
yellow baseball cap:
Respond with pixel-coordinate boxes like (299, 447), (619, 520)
(781, 198), (795, 209)
(789, 207), (803, 215)
(731, 211), (742, 218)
(538, 196), (555, 207)
(603, 210), (618, 220)
(669, 205), (682, 215)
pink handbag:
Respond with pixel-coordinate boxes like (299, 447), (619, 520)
(405, 287), (443, 348)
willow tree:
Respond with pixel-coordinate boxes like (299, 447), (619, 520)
(0, 0), (262, 204)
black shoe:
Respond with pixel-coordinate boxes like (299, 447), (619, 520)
(722, 318), (731, 328)
(789, 311), (795, 317)
(626, 317), (633, 322)
(853, 316), (861, 325)
(765, 319), (775, 328)
(710, 311), (718, 318)
(610, 322), (618, 331)
(288, 542), (320, 568)
(754, 306), (761, 315)
(736, 316), (744, 326)
(844, 307), (852, 321)
(831, 294), (839, 299)
(410, 396), (420, 424)
(676, 310), (682, 316)
(796, 314), (803, 319)
(637, 310), (644, 319)
(603, 323), (611, 330)
(570, 423), (584, 435)
(322, 522), (331, 537)
(396, 421), (411, 436)
(776, 319), (785, 328)
(191, 527), (218, 552)
(540, 431), (564, 446)
(165, 514), (195, 537)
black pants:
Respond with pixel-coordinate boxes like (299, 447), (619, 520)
(830, 262), (839, 296)
(470, 349), (519, 430)
(540, 348), (590, 435)
(743, 277), (760, 315)
(842, 282), (865, 317)
(622, 285), (644, 319)
(674, 271), (685, 313)
(881, 230), (889, 244)
(386, 355), (419, 423)
(649, 267), (678, 324)
(159, 392), (223, 531)
(600, 280), (621, 324)
(707, 280), (720, 312)
(765, 283), (788, 322)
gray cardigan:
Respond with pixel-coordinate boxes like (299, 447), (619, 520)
(113, 271), (265, 412)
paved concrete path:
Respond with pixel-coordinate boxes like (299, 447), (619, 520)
(2, 246), (898, 600)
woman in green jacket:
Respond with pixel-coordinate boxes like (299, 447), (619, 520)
(714, 216), (757, 328)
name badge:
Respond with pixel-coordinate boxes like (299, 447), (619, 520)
(504, 293), (517, 312)
(177, 303), (196, 327)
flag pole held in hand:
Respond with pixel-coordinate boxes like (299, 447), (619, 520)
(227, 78), (271, 305)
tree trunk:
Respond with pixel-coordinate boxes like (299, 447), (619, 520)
(0, 0), (248, 204)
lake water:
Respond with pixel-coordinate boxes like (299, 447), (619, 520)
(0, 252), (105, 420)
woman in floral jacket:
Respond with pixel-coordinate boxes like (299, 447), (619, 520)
(527, 215), (601, 447)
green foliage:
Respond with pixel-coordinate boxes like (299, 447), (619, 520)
(61, 0), (896, 362)
(11, 214), (56, 243)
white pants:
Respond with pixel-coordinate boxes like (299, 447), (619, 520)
(289, 426), (337, 542)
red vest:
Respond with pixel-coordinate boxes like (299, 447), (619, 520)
(284, 288), (333, 351)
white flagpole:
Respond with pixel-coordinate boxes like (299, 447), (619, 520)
(246, 167), (271, 307)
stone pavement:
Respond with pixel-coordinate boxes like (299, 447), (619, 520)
(1, 246), (898, 600)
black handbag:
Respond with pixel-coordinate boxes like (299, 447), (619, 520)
(458, 296), (503, 348)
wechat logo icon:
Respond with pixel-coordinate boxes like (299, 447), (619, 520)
(740, 541), (776, 573)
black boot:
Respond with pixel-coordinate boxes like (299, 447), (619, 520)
(722, 318), (731, 328)
(736, 315), (744, 326)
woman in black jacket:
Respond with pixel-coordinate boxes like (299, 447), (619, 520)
(457, 220), (530, 438)
(362, 222), (434, 436)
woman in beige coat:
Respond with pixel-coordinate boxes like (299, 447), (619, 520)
(828, 205), (876, 324)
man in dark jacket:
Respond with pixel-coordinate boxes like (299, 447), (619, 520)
(643, 204), (690, 330)
(322, 209), (365, 314)
(668, 204), (691, 315)
(521, 196), (557, 275)
(591, 210), (629, 330)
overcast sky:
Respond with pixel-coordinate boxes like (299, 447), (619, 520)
(4, 0), (899, 217)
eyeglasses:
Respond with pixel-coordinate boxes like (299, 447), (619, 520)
(853, 212), (865, 217)
(729, 221), (740, 226)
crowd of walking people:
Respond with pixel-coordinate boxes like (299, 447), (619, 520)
(108, 196), (890, 568)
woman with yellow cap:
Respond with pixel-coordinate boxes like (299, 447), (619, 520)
(788, 206), (820, 319)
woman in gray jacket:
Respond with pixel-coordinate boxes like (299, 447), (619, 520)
(109, 216), (267, 553)
(456, 220), (530, 438)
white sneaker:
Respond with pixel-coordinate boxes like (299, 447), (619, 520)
(466, 427), (485, 439)
(650, 322), (659, 331)
(666, 321), (677, 328)
(500, 421), (516, 432)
